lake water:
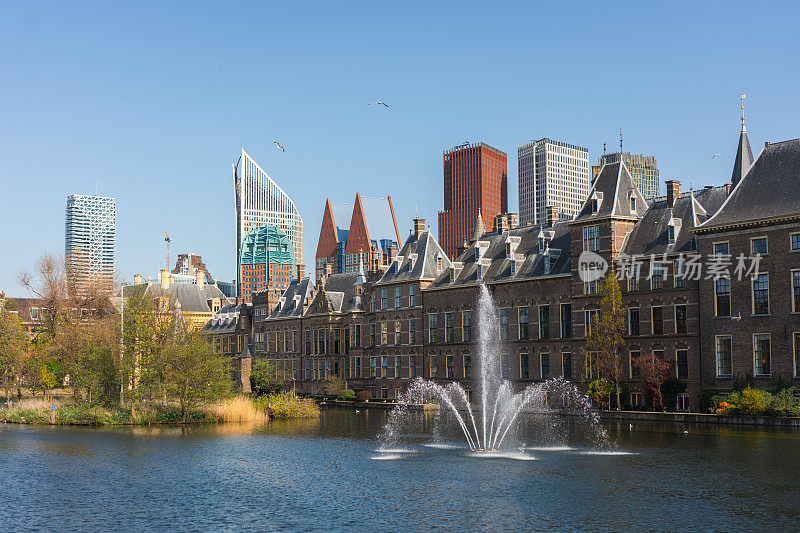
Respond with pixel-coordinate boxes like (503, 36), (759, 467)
(1, 408), (799, 532)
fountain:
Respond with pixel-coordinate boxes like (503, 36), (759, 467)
(382, 284), (597, 452)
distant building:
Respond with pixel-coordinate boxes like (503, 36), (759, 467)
(599, 152), (660, 200)
(233, 149), (303, 284)
(238, 223), (296, 304)
(315, 193), (401, 281)
(172, 253), (214, 284)
(438, 142), (508, 259)
(65, 195), (116, 294)
(518, 138), (590, 226)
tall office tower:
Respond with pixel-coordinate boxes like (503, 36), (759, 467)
(65, 195), (116, 294)
(518, 138), (590, 226)
(233, 148), (303, 293)
(438, 142), (507, 259)
(238, 223), (296, 304)
(599, 152), (660, 200)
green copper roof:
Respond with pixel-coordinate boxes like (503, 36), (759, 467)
(239, 223), (295, 276)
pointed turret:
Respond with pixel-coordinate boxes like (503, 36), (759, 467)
(731, 124), (754, 188)
(355, 252), (366, 286)
(470, 209), (485, 243)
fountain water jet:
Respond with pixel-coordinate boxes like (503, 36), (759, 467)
(382, 284), (597, 452)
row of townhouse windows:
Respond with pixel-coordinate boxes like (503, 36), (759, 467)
(625, 259), (689, 293)
(713, 269), (800, 317)
(715, 332), (800, 378)
(373, 285), (417, 312)
(262, 330), (299, 353)
(427, 305), (573, 343)
(627, 349), (690, 380)
(624, 304), (689, 337)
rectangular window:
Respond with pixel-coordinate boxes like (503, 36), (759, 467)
(794, 332), (800, 378)
(652, 306), (664, 335)
(628, 307), (640, 336)
(585, 309), (599, 337)
(651, 263), (664, 290)
(584, 275), (599, 295)
(428, 313), (438, 343)
(499, 309), (509, 341)
(628, 264), (640, 292)
(793, 270), (800, 313)
(381, 288), (388, 309)
(305, 330), (312, 354)
(629, 350), (641, 378)
(462, 310), (472, 342)
(445, 312), (454, 343)
(560, 304), (572, 338)
(381, 356), (388, 378)
(381, 322), (388, 345)
(409, 285), (416, 307)
(677, 393), (690, 411)
(754, 333), (771, 376)
(393, 355), (400, 379)
(751, 237), (768, 255)
(538, 305), (550, 339)
(752, 273), (769, 315)
(676, 349), (689, 379)
(395, 286), (402, 308)
(409, 318), (416, 344)
(395, 321), (402, 345)
(540, 353), (550, 379)
(446, 355), (454, 379)
(518, 306), (529, 340)
(520, 353), (529, 379)
(334, 329), (341, 354)
(409, 355), (416, 379)
(713, 242), (729, 257)
(583, 225), (599, 252)
(715, 278), (731, 317)
(716, 335), (732, 377)
(370, 356), (377, 377)
(674, 259), (686, 288)
(354, 324), (361, 348)
(464, 354), (472, 378)
(355, 356), (361, 378)
(370, 324), (376, 346)
(675, 304), (687, 334)
(562, 352), (572, 379)
(430, 355), (437, 378)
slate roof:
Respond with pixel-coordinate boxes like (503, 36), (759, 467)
(427, 221), (571, 290)
(126, 282), (231, 313)
(268, 277), (316, 319)
(731, 125), (754, 187)
(622, 185), (729, 255)
(305, 272), (363, 315)
(375, 231), (450, 285)
(699, 139), (800, 230)
(201, 302), (240, 334)
(573, 162), (648, 222)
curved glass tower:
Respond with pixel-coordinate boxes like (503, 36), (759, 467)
(234, 149), (303, 292)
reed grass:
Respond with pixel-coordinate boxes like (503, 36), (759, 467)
(209, 395), (267, 422)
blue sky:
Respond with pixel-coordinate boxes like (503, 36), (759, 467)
(2, 1), (799, 296)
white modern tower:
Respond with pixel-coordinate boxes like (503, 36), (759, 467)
(65, 194), (116, 293)
(233, 149), (303, 285)
(518, 138), (590, 226)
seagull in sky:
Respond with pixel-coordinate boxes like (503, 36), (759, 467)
(712, 153), (722, 159)
(274, 141), (285, 152)
(369, 101), (389, 108)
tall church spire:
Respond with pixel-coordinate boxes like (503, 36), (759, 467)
(471, 209), (485, 243)
(731, 94), (754, 188)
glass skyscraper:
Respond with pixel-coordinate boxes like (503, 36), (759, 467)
(233, 149), (303, 289)
(65, 194), (116, 293)
(599, 152), (660, 200)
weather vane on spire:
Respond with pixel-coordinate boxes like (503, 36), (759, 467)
(740, 93), (747, 129)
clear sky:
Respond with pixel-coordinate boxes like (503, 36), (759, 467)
(2, 1), (799, 296)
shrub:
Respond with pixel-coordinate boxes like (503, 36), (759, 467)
(714, 387), (800, 417)
(338, 389), (356, 400)
(587, 379), (611, 409)
(322, 377), (346, 396)
(356, 390), (372, 403)
(254, 391), (320, 419)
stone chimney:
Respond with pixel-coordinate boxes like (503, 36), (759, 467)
(493, 213), (518, 233)
(666, 180), (681, 208)
(134, 274), (143, 286)
(195, 269), (205, 289)
(296, 264), (305, 281)
(545, 206), (559, 227)
(413, 217), (426, 237)
(388, 245), (398, 263)
(160, 269), (170, 290)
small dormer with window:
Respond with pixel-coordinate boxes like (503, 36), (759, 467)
(505, 235), (521, 260)
(449, 265), (457, 284)
(476, 263), (483, 280)
(408, 253), (418, 270)
(435, 252), (443, 273)
(629, 191), (637, 213)
(589, 191), (603, 214)
(667, 217), (681, 245)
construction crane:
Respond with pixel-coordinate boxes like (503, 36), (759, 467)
(165, 232), (171, 271)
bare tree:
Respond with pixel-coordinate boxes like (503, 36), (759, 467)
(632, 352), (674, 411)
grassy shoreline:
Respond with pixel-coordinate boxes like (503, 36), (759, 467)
(0, 393), (320, 427)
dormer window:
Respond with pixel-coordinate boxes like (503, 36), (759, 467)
(506, 242), (512, 257)
(510, 261), (516, 276)
(475, 248), (480, 262)
(436, 253), (443, 272)
(668, 225), (676, 244)
(449, 265), (456, 283)
(476, 264), (483, 279)
(630, 196), (636, 212)
(591, 199), (598, 214)
(544, 255), (551, 274)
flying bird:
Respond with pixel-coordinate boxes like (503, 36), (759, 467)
(369, 101), (389, 108)
(712, 153), (722, 159)
(274, 141), (285, 152)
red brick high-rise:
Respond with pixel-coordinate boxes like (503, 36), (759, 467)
(438, 142), (508, 259)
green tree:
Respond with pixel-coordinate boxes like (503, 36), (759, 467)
(250, 357), (282, 396)
(161, 331), (231, 420)
(584, 273), (627, 410)
(0, 311), (29, 407)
